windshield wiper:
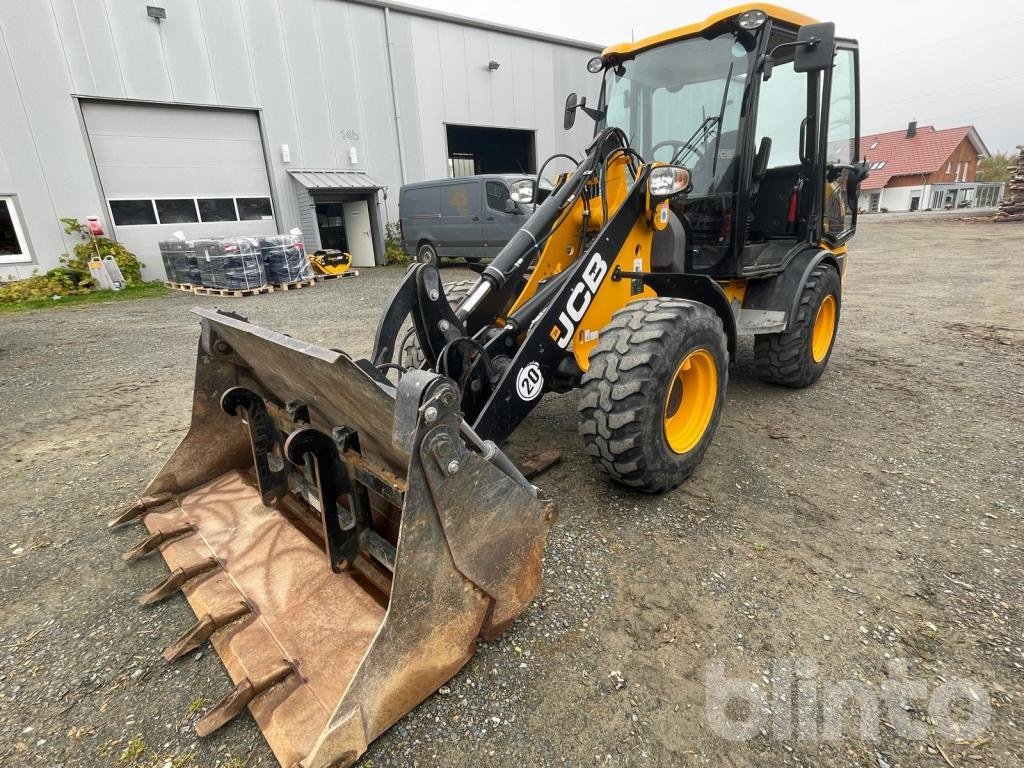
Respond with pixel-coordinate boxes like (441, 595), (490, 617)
(670, 115), (721, 166)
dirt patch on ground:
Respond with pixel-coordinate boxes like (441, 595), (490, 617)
(1, 217), (1022, 767)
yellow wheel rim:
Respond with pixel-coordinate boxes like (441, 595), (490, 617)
(663, 348), (718, 455)
(811, 294), (837, 363)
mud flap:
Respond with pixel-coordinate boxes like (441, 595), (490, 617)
(115, 308), (554, 768)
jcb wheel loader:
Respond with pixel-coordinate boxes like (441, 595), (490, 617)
(113, 5), (868, 767)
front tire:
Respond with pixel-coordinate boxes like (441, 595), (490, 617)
(400, 280), (476, 368)
(578, 299), (728, 494)
(753, 263), (841, 387)
(416, 242), (438, 265)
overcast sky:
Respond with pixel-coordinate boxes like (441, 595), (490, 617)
(405, 0), (1023, 154)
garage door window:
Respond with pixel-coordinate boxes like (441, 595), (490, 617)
(110, 199), (157, 226)
(237, 197), (273, 221)
(0, 196), (31, 264)
(155, 199), (199, 224)
(198, 198), (238, 223)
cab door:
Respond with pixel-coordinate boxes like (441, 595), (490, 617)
(820, 41), (861, 246)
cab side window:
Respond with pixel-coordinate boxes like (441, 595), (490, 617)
(485, 181), (511, 212)
(754, 59), (807, 169)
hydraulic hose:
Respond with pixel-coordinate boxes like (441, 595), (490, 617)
(457, 129), (630, 320)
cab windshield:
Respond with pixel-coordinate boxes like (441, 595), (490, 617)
(599, 29), (757, 199)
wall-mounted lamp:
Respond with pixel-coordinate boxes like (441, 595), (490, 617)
(147, 6), (166, 22)
(487, 60), (500, 71)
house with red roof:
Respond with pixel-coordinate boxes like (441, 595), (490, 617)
(857, 122), (1004, 213)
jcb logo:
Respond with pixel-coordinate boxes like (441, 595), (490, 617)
(552, 252), (608, 349)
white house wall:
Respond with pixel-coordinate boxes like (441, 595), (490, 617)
(859, 186), (930, 213)
(0, 0), (600, 278)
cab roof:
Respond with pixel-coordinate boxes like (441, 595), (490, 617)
(602, 3), (818, 59)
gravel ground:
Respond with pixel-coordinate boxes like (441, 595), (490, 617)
(1, 216), (1022, 768)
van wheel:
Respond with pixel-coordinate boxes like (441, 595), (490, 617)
(416, 243), (438, 265)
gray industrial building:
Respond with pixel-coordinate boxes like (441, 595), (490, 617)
(0, 0), (600, 280)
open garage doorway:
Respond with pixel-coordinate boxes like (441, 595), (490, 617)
(445, 124), (535, 177)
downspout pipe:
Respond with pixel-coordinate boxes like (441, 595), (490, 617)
(383, 7), (408, 186)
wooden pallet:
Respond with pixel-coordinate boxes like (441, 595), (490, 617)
(192, 285), (271, 298)
(314, 270), (360, 282)
(163, 281), (197, 293)
(268, 278), (318, 291)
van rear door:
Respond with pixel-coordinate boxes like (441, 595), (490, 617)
(400, 185), (441, 253)
(440, 179), (483, 258)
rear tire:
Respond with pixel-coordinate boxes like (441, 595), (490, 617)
(416, 242), (438, 265)
(753, 263), (841, 388)
(578, 298), (728, 493)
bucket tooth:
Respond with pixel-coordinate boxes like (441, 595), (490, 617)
(195, 663), (296, 737)
(138, 557), (219, 606)
(122, 523), (195, 562)
(163, 602), (252, 662)
(109, 493), (174, 527)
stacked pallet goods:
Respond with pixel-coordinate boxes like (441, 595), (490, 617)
(994, 146), (1023, 222)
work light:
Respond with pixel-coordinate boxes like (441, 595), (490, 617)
(737, 9), (767, 29)
(587, 56), (604, 73)
(648, 166), (691, 198)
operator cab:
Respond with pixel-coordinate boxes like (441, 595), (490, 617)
(592, 5), (864, 279)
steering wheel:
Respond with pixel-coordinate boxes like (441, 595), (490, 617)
(651, 139), (705, 166)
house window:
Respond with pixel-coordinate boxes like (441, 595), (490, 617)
(946, 161), (952, 174)
(869, 192), (880, 212)
(869, 141), (879, 149)
(155, 199), (199, 224)
(0, 196), (31, 264)
(236, 197), (273, 221)
(109, 199), (157, 226)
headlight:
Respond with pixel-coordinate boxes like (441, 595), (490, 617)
(648, 166), (691, 198)
(510, 179), (535, 204)
(737, 9), (767, 29)
(587, 56), (604, 74)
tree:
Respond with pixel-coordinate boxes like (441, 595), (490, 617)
(977, 151), (1015, 183)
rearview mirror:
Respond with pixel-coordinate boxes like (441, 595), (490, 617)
(563, 92), (578, 131)
(509, 178), (534, 204)
(794, 22), (835, 72)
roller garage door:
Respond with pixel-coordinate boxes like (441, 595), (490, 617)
(81, 101), (277, 280)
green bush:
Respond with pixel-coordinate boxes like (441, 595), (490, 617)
(60, 217), (145, 285)
(384, 222), (411, 265)
(0, 269), (86, 305)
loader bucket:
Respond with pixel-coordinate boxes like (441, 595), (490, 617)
(114, 308), (554, 768)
